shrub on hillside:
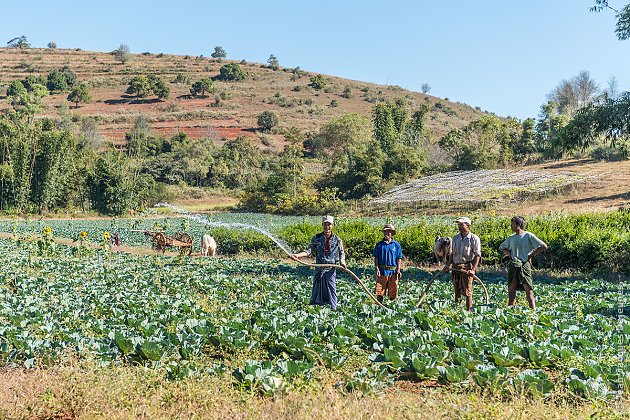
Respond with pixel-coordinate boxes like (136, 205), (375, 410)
(257, 110), (279, 132)
(309, 75), (327, 90)
(216, 63), (245, 81)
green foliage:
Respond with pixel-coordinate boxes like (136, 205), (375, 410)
(172, 73), (191, 84)
(280, 211), (630, 272)
(257, 110), (279, 132)
(127, 76), (151, 98)
(190, 78), (214, 97)
(535, 101), (570, 158)
(217, 63), (245, 81)
(0, 216), (627, 399)
(47, 41), (57, 49)
(7, 80), (26, 97)
(36, 226), (56, 256)
(206, 137), (267, 189)
(309, 74), (327, 90)
(267, 54), (279, 70)
(305, 114), (371, 159)
(342, 86), (352, 98)
(372, 99), (408, 154)
(211, 46), (227, 60)
(149, 75), (169, 100)
(557, 92), (630, 154)
(439, 115), (521, 169)
(591, 1), (630, 40)
(7, 36), (29, 49)
(86, 155), (131, 215)
(46, 67), (76, 92)
(67, 83), (91, 108)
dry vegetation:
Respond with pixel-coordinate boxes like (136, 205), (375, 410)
(0, 48), (488, 151)
(0, 362), (627, 419)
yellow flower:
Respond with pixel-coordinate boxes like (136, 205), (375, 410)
(43, 227), (53, 235)
(80, 231), (88, 239)
(103, 231), (111, 240)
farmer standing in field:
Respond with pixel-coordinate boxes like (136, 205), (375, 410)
(499, 216), (548, 310)
(291, 215), (346, 310)
(444, 217), (481, 311)
(373, 223), (403, 303)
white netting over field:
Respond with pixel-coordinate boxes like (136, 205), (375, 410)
(369, 169), (596, 209)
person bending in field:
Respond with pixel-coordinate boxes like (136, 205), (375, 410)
(499, 216), (548, 310)
(444, 217), (481, 311)
(372, 224), (403, 303)
(291, 215), (346, 310)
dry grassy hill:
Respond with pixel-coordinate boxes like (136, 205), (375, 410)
(0, 48), (489, 151)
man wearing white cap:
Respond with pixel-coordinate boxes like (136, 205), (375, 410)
(444, 216), (481, 311)
(291, 215), (346, 310)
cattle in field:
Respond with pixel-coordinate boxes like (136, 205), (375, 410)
(433, 236), (451, 265)
(201, 234), (217, 257)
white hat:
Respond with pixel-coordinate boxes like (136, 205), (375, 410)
(322, 215), (334, 225)
(455, 216), (472, 225)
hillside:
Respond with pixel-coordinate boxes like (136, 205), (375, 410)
(0, 48), (488, 150)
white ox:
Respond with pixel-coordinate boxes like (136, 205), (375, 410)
(202, 234), (217, 257)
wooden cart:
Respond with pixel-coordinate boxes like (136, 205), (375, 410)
(137, 230), (193, 254)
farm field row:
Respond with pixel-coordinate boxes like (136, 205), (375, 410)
(0, 210), (627, 272)
(0, 238), (627, 403)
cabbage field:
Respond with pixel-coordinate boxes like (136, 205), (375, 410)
(0, 226), (627, 402)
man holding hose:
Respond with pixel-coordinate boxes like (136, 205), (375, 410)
(291, 215), (346, 310)
(444, 217), (481, 311)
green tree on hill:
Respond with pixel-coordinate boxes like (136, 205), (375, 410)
(7, 36), (29, 49)
(127, 76), (151, 98)
(148, 75), (169, 100)
(217, 63), (245, 81)
(190, 79), (214, 97)
(67, 83), (91, 108)
(309, 74), (327, 90)
(557, 92), (630, 155)
(211, 46), (227, 60)
(267, 54), (279, 70)
(439, 115), (521, 169)
(46, 67), (76, 93)
(257, 110), (279, 132)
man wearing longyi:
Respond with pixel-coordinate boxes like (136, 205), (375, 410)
(444, 217), (481, 311)
(291, 215), (346, 310)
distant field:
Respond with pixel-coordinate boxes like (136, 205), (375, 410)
(370, 169), (594, 211)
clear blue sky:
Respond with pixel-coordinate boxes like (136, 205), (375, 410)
(3, 0), (628, 119)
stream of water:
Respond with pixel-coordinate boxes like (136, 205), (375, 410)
(154, 203), (294, 255)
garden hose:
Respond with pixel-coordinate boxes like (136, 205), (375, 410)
(291, 258), (390, 310)
(415, 267), (489, 308)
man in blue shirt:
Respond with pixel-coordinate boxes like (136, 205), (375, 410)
(373, 223), (403, 303)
